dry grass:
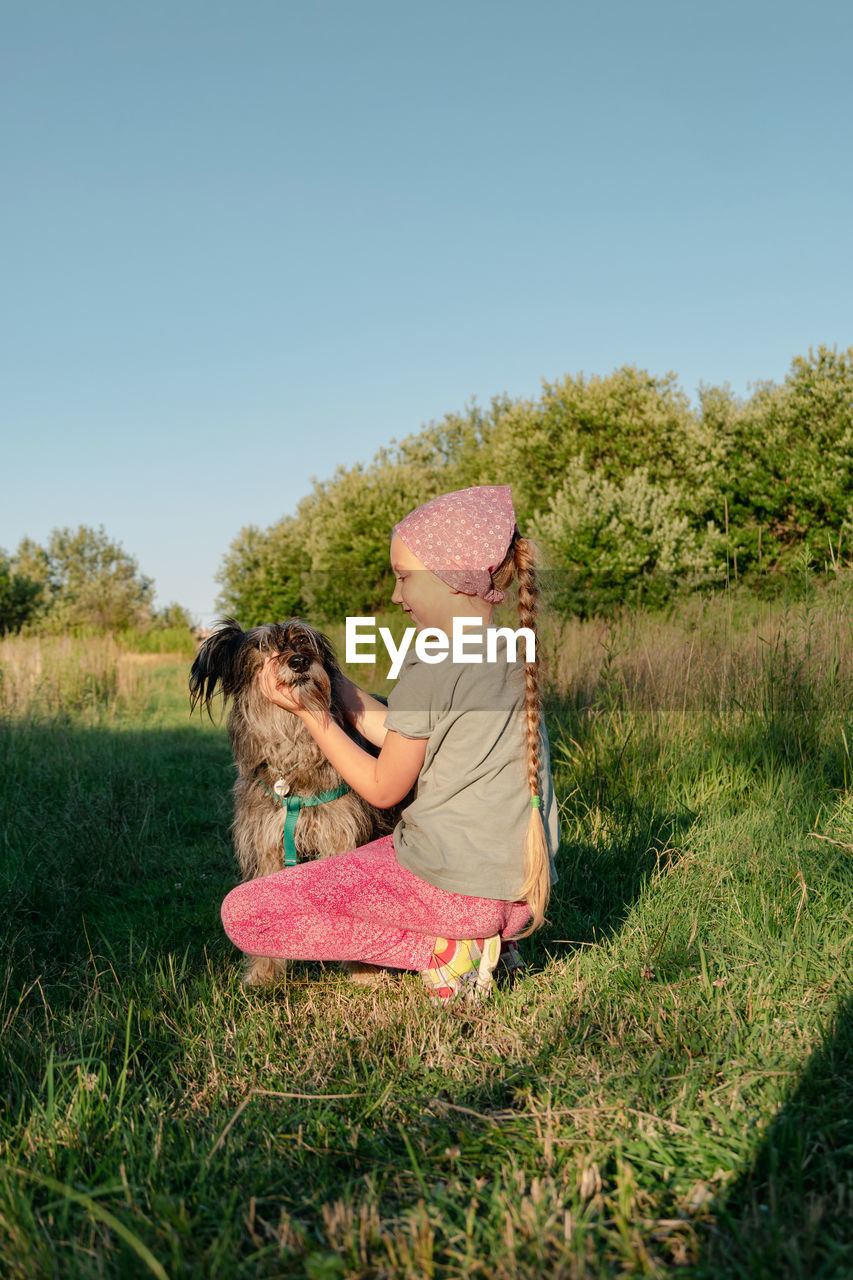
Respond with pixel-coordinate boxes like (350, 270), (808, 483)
(0, 633), (188, 721)
(538, 581), (853, 719)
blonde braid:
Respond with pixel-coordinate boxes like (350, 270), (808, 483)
(492, 533), (551, 935)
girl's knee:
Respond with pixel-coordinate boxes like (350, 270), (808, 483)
(221, 881), (259, 949)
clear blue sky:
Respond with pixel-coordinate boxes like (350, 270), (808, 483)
(2, 0), (851, 624)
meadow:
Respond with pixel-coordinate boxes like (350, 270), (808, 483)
(1, 580), (852, 1278)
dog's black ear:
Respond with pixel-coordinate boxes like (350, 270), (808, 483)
(189, 618), (246, 717)
(312, 625), (342, 678)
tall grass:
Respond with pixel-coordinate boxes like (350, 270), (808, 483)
(0, 633), (194, 721)
(1, 585), (852, 1277)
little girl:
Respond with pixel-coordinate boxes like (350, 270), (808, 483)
(220, 485), (560, 1002)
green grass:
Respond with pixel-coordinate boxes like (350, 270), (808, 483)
(1, 586), (852, 1278)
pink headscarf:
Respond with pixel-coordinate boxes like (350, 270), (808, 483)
(393, 485), (518, 603)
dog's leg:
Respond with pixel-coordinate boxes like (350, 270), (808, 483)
(340, 959), (402, 986)
(242, 954), (288, 986)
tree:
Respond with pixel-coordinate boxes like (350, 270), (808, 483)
(530, 460), (724, 614)
(12, 525), (156, 631)
(696, 344), (853, 575)
(215, 518), (310, 627)
(295, 458), (451, 621)
(0, 551), (43, 633)
(487, 364), (708, 524)
(151, 602), (196, 630)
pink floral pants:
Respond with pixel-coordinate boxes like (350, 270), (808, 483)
(220, 833), (531, 970)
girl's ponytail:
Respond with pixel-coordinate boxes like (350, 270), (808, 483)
(492, 532), (551, 936)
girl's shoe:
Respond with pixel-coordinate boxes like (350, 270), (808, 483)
(421, 935), (502, 1005)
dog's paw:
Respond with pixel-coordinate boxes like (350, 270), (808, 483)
(242, 955), (287, 986)
(340, 960), (402, 987)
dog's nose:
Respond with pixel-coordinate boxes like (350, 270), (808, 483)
(287, 653), (312, 674)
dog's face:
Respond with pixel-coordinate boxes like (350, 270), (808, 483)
(190, 617), (342, 723)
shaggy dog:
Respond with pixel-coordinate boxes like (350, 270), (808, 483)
(190, 617), (401, 985)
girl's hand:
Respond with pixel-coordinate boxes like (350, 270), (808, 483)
(257, 655), (304, 715)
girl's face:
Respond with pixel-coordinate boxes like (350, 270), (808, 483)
(389, 534), (460, 633)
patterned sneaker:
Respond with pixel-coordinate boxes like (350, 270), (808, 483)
(474, 934), (503, 998)
(421, 935), (502, 1005)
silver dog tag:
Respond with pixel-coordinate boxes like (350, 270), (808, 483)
(273, 778), (290, 797)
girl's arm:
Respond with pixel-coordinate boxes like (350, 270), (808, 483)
(332, 672), (390, 749)
(258, 658), (425, 808)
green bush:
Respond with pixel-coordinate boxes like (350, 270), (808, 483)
(116, 625), (197, 655)
(0, 552), (43, 634)
(530, 459), (725, 614)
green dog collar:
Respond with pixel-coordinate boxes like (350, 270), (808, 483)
(257, 778), (351, 866)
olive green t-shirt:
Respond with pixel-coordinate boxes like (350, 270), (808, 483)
(384, 628), (560, 900)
